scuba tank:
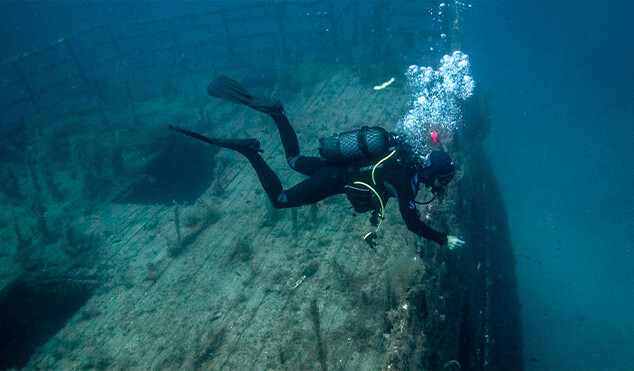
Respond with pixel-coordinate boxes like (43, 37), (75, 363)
(318, 126), (402, 248)
(318, 126), (392, 164)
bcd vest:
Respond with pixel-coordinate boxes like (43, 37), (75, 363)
(343, 150), (400, 214)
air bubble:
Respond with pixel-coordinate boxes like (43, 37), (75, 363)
(396, 51), (475, 157)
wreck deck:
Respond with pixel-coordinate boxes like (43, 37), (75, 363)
(24, 67), (462, 370)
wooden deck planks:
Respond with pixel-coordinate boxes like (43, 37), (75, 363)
(28, 66), (420, 370)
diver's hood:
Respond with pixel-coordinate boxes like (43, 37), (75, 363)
(428, 148), (454, 178)
(419, 145), (455, 190)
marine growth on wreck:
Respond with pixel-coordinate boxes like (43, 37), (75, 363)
(0, 1), (522, 370)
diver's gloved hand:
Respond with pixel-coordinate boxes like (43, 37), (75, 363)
(447, 235), (465, 250)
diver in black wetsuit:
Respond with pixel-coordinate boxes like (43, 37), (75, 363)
(170, 75), (465, 249)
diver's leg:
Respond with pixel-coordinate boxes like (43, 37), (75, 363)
(170, 125), (286, 204)
(242, 150), (344, 209)
(207, 75), (325, 176)
(270, 166), (346, 208)
(268, 104), (299, 161)
(288, 156), (327, 177)
(170, 125), (343, 209)
(240, 151), (286, 206)
(269, 105), (329, 176)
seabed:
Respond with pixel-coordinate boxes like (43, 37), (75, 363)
(0, 63), (480, 370)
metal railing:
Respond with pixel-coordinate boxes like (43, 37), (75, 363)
(0, 0), (455, 127)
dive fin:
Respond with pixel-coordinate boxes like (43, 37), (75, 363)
(206, 75), (282, 115)
(169, 125), (263, 154)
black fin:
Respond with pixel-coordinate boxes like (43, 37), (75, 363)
(206, 75), (282, 115)
(169, 125), (263, 154)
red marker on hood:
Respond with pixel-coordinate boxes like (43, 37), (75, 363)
(430, 130), (438, 143)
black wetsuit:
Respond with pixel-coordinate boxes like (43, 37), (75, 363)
(238, 107), (449, 246)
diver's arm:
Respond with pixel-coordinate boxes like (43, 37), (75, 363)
(386, 175), (448, 245)
(397, 195), (448, 245)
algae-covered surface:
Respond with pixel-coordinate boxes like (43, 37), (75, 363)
(1, 65), (470, 369)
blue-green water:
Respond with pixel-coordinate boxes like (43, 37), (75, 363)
(1, 1), (632, 370)
(465, 2), (634, 370)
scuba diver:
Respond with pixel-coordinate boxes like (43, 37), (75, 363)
(170, 75), (465, 250)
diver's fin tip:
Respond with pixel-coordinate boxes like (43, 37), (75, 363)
(206, 75), (280, 115)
